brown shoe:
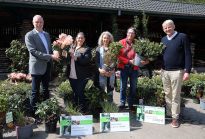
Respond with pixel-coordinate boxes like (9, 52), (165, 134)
(171, 119), (179, 128)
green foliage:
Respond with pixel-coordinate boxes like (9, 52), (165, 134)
(15, 111), (25, 126)
(133, 16), (140, 31)
(0, 94), (9, 112)
(182, 73), (205, 97)
(85, 80), (107, 112)
(101, 102), (119, 113)
(5, 40), (29, 73)
(0, 81), (31, 112)
(133, 39), (163, 60)
(133, 12), (149, 38)
(183, 73), (205, 87)
(137, 76), (164, 106)
(65, 102), (82, 116)
(190, 81), (204, 98)
(35, 97), (61, 123)
(15, 111), (35, 126)
(104, 42), (123, 71)
(56, 80), (72, 101)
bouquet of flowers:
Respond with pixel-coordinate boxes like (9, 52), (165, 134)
(52, 33), (73, 58)
(103, 42), (123, 71)
(133, 38), (163, 61)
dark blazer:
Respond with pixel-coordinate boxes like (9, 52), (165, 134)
(67, 46), (92, 79)
(25, 29), (53, 75)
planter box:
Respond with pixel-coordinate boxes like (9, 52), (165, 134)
(16, 124), (33, 139)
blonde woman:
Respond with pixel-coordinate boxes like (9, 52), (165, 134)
(95, 31), (115, 102)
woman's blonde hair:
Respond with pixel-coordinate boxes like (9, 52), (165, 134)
(98, 31), (114, 46)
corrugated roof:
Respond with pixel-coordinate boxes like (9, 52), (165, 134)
(0, 0), (205, 17)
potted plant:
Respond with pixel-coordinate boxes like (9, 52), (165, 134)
(56, 80), (73, 106)
(84, 80), (108, 116)
(101, 102), (119, 113)
(35, 97), (61, 133)
(103, 42), (123, 71)
(133, 38), (163, 66)
(65, 102), (82, 116)
(15, 111), (35, 139)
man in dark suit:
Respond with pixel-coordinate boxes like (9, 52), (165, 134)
(25, 15), (59, 116)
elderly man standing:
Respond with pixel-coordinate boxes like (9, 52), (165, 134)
(25, 15), (59, 117)
(161, 19), (192, 128)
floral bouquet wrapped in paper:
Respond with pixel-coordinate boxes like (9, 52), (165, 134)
(132, 38), (163, 66)
(52, 33), (73, 58)
(103, 42), (123, 71)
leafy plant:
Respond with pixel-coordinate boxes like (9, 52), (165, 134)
(65, 102), (82, 116)
(190, 81), (204, 99)
(56, 80), (72, 101)
(103, 42), (123, 71)
(15, 111), (35, 126)
(0, 94), (9, 112)
(85, 80), (107, 112)
(133, 39), (163, 60)
(35, 97), (61, 123)
(182, 73), (205, 97)
(5, 40), (29, 73)
(101, 102), (119, 113)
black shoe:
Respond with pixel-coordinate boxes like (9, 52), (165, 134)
(119, 103), (125, 109)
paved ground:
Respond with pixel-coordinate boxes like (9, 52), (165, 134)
(3, 89), (205, 139)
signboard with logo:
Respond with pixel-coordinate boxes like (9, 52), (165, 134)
(136, 105), (165, 125)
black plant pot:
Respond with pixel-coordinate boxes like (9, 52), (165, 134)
(45, 120), (57, 133)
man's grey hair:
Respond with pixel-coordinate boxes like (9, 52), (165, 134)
(162, 19), (175, 26)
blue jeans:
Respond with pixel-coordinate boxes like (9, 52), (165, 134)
(69, 78), (88, 111)
(31, 63), (51, 112)
(120, 65), (138, 106)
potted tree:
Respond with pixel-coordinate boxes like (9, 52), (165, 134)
(133, 38), (163, 66)
(35, 97), (61, 133)
(15, 111), (35, 139)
